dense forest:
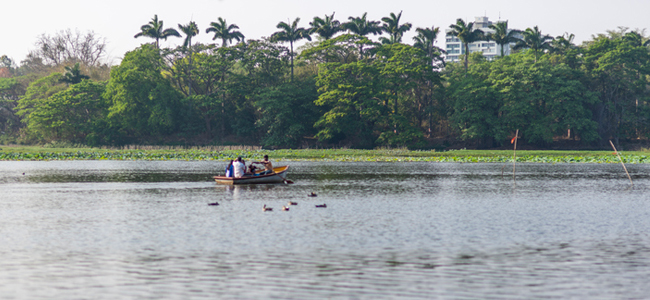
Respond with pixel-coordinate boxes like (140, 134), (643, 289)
(1, 13), (649, 150)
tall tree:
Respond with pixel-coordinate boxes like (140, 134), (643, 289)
(448, 18), (485, 73)
(413, 26), (445, 65)
(379, 11), (412, 44)
(206, 17), (245, 47)
(513, 26), (553, 63)
(486, 21), (521, 57)
(342, 13), (382, 57)
(270, 18), (312, 81)
(134, 15), (180, 49)
(309, 12), (342, 40)
(178, 21), (200, 96)
(413, 26), (445, 136)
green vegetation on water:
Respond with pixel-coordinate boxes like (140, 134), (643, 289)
(1, 146), (649, 164)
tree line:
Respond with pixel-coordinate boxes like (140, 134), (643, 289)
(1, 13), (649, 149)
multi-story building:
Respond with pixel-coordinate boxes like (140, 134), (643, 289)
(445, 16), (519, 63)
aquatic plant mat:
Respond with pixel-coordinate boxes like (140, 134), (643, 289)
(2, 146), (650, 163)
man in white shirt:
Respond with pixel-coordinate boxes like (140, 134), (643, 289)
(233, 157), (246, 178)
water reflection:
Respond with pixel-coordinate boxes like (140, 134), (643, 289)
(1, 161), (650, 299)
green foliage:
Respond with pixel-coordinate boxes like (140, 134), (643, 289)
(104, 44), (183, 138)
(449, 73), (502, 142)
(315, 61), (383, 147)
(583, 36), (650, 143)
(15, 73), (67, 128)
(313, 43), (439, 148)
(60, 63), (89, 85)
(24, 80), (108, 144)
(7, 20), (650, 150)
(491, 55), (599, 144)
(254, 78), (319, 148)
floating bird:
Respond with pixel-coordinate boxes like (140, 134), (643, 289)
(308, 192), (317, 197)
(263, 204), (273, 212)
(208, 202), (219, 206)
(282, 206), (290, 211)
(315, 204), (327, 208)
(288, 201), (298, 206)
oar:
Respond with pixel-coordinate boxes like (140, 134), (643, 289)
(284, 179), (294, 184)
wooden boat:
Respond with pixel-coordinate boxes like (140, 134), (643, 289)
(213, 166), (289, 185)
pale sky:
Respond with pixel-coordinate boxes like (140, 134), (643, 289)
(2, 0), (648, 65)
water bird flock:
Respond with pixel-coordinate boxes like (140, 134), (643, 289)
(207, 192), (326, 211)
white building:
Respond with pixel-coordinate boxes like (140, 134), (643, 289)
(445, 16), (519, 63)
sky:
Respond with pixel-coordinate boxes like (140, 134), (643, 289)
(2, 0), (649, 65)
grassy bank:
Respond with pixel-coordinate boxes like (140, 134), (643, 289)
(1, 145), (649, 163)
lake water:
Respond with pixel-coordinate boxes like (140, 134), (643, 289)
(1, 160), (650, 299)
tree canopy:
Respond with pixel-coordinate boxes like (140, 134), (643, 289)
(3, 14), (650, 150)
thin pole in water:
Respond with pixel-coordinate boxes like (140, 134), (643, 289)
(609, 140), (633, 186)
(512, 129), (519, 181)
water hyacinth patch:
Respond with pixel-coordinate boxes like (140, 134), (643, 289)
(1, 146), (649, 163)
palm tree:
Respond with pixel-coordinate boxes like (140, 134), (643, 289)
(206, 17), (245, 47)
(178, 21), (199, 96)
(551, 32), (577, 55)
(513, 26), (553, 62)
(413, 26), (444, 136)
(413, 26), (445, 65)
(486, 21), (521, 57)
(270, 17), (312, 81)
(343, 13), (383, 36)
(379, 11), (412, 44)
(309, 12), (342, 40)
(134, 15), (181, 48)
(178, 21), (199, 48)
(343, 12), (382, 57)
(448, 18), (485, 73)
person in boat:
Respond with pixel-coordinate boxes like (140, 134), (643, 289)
(233, 157), (247, 178)
(253, 155), (274, 175)
(247, 163), (259, 175)
(225, 160), (234, 177)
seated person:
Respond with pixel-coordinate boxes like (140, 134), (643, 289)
(248, 163), (259, 176)
(253, 155), (274, 175)
(225, 160), (234, 177)
(233, 157), (246, 178)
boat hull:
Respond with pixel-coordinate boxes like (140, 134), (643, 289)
(214, 166), (289, 185)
